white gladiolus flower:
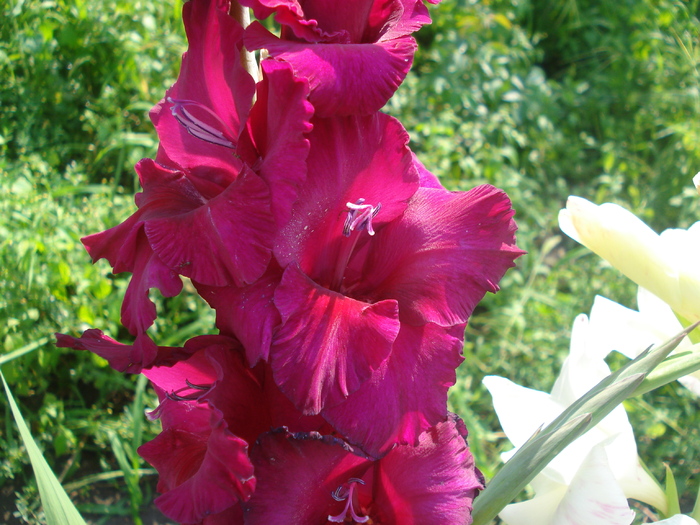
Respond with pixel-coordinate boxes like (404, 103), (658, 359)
(589, 287), (700, 396)
(484, 315), (666, 525)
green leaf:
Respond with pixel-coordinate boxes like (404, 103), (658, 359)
(632, 343), (700, 397)
(1, 370), (87, 525)
(664, 464), (681, 518)
(472, 413), (592, 525)
(692, 481), (700, 522)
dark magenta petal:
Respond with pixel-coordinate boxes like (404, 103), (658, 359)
(322, 323), (465, 457)
(244, 429), (372, 525)
(143, 337), (330, 444)
(271, 266), (400, 414)
(413, 153), (444, 189)
(152, 0), (254, 180)
(246, 23), (416, 116)
(373, 415), (484, 524)
(275, 113), (418, 286)
(350, 185), (524, 326)
(196, 263), (283, 365)
(202, 504), (244, 525)
(120, 233), (183, 336)
(139, 400), (255, 524)
(238, 59), (313, 228)
(82, 208), (182, 340)
(142, 164), (275, 287)
(56, 330), (199, 373)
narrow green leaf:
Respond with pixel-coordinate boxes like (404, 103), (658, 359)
(632, 344), (700, 397)
(664, 464), (681, 518)
(545, 322), (698, 436)
(472, 413), (592, 525)
(0, 336), (50, 366)
(1, 370), (87, 525)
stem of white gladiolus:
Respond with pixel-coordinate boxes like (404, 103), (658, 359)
(473, 323), (698, 525)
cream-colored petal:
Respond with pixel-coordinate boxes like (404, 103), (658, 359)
(559, 196), (683, 317)
(498, 482), (567, 525)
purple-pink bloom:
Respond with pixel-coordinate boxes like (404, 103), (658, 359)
(200, 114), (521, 455)
(241, 0), (438, 116)
(139, 399), (254, 524)
(244, 415), (483, 524)
(139, 335), (333, 523)
(73, 0), (312, 369)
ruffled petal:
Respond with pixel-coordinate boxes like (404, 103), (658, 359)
(141, 162), (275, 287)
(138, 400), (255, 524)
(373, 416), (483, 525)
(272, 265), (400, 414)
(350, 185), (523, 326)
(246, 23), (416, 116)
(238, 59), (313, 228)
(322, 323), (465, 457)
(120, 233), (183, 336)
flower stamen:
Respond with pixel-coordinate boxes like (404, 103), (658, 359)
(168, 97), (236, 149)
(343, 199), (381, 237)
(328, 478), (369, 523)
(165, 379), (213, 401)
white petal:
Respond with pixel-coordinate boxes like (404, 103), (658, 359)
(499, 481), (567, 525)
(482, 376), (563, 450)
(553, 314), (613, 405)
(550, 444), (635, 525)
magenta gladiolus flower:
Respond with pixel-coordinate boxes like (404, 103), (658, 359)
(72, 0), (312, 369)
(273, 118), (521, 411)
(139, 335), (332, 522)
(200, 115), (522, 456)
(241, 0), (439, 116)
(244, 415), (483, 524)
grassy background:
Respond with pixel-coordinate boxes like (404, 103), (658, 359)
(2, 0), (700, 522)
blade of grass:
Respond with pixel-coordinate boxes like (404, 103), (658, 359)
(0, 336), (50, 366)
(1, 370), (87, 525)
